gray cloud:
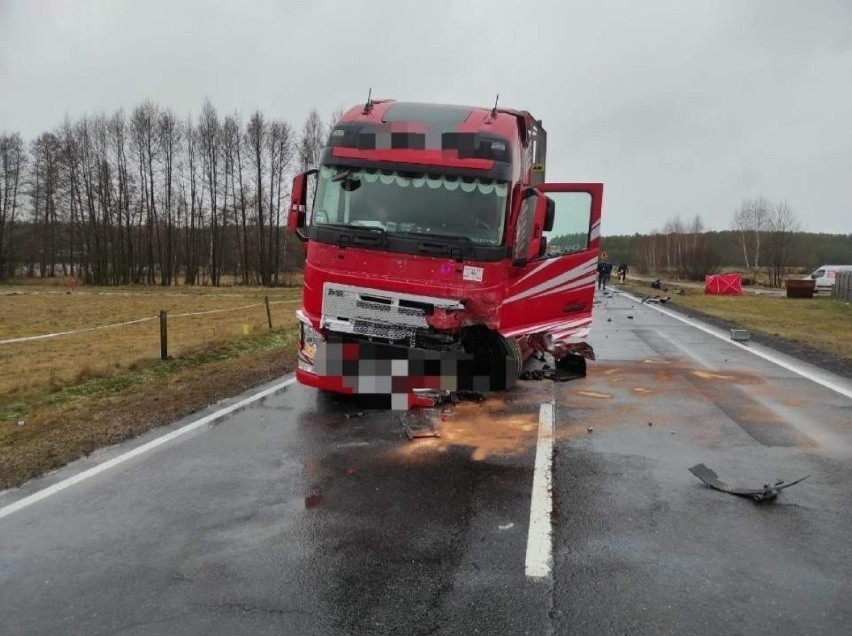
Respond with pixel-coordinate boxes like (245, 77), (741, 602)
(2, 0), (850, 234)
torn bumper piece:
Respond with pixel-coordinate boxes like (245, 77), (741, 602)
(307, 336), (519, 410)
(688, 463), (810, 502)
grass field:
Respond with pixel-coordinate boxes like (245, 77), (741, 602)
(616, 279), (852, 363)
(0, 280), (302, 489)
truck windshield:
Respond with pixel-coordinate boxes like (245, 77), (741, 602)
(311, 166), (509, 246)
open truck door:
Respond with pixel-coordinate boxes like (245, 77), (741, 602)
(499, 183), (603, 356)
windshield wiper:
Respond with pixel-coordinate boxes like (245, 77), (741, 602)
(317, 222), (387, 248)
(389, 231), (473, 258)
(389, 230), (472, 245)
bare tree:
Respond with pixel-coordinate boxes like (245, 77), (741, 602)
(270, 120), (294, 284)
(300, 108), (326, 170)
(108, 110), (135, 283)
(198, 99), (222, 285)
(29, 132), (63, 277)
(246, 110), (269, 284)
(130, 101), (161, 283)
(731, 196), (770, 275)
(181, 116), (204, 285)
(158, 109), (181, 285)
(766, 200), (800, 287)
(326, 106), (346, 135)
(300, 109), (326, 219)
(0, 132), (26, 278)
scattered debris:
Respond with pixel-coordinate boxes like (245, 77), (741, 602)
(398, 409), (441, 440)
(647, 422), (653, 426)
(641, 295), (672, 304)
(730, 329), (750, 342)
(17, 420), (25, 427)
(344, 411), (365, 419)
(627, 315), (634, 319)
(587, 427), (594, 433)
(521, 352), (585, 382)
(688, 463), (810, 502)
(498, 523), (515, 530)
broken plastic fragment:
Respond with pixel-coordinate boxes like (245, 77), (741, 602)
(688, 463), (810, 502)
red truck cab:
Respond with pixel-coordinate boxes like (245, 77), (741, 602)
(288, 98), (603, 408)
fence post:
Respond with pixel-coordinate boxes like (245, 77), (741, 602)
(159, 310), (168, 360)
(265, 295), (273, 329)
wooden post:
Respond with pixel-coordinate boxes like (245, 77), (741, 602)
(265, 295), (273, 329)
(159, 310), (168, 360)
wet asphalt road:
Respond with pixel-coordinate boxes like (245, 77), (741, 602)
(1, 290), (851, 635)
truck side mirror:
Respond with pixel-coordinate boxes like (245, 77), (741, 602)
(512, 190), (549, 266)
(288, 169), (318, 241)
(543, 197), (555, 232)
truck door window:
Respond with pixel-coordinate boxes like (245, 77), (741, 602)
(541, 192), (592, 257)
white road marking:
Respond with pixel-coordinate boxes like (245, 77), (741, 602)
(525, 402), (555, 578)
(0, 377), (296, 521)
(617, 290), (852, 400)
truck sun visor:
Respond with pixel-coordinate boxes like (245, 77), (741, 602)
(318, 166), (509, 196)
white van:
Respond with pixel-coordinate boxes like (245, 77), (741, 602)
(808, 264), (852, 292)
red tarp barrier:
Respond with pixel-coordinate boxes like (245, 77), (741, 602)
(704, 273), (743, 295)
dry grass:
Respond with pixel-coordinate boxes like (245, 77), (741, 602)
(0, 332), (298, 489)
(617, 280), (852, 363)
(0, 282), (303, 488)
(0, 284), (301, 405)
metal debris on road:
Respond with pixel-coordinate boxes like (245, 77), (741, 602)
(688, 463), (810, 502)
(398, 408), (442, 440)
(730, 329), (750, 342)
(641, 295), (672, 304)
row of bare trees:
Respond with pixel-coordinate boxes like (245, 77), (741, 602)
(731, 196), (801, 286)
(631, 214), (718, 280)
(628, 198), (802, 286)
(0, 100), (342, 285)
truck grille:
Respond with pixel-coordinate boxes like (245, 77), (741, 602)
(321, 283), (464, 340)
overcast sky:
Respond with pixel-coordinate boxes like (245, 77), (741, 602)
(2, 0), (850, 235)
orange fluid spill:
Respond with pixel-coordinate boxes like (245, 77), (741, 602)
(691, 370), (735, 381)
